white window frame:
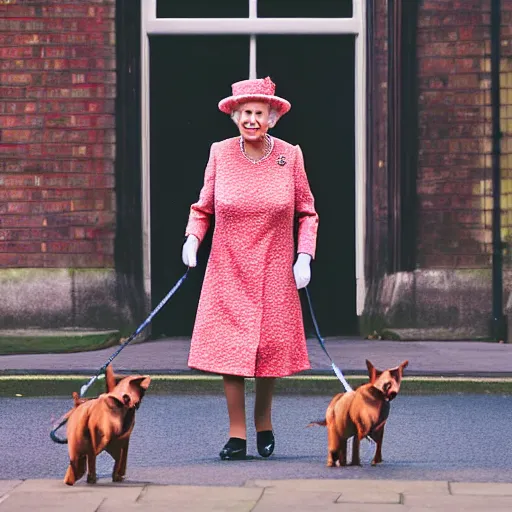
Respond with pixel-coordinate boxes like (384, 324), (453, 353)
(141, 0), (367, 316)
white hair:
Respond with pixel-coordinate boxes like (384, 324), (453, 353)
(231, 105), (280, 128)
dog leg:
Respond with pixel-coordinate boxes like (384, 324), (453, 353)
(64, 452), (87, 485)
(63, 455), (83, 486)
(86, 448), (98, 484)
(326, 424), (341, 467)
(350, 435), (361, 466)
(371, 426), (385, 465)
(63, 464), (76, 486)
(117, 439), (130, 480)
(107, 438), (130, 482)
(106, 444), (123, 482)
(108, 439), (129, 482)
(338, 438), (347, 467)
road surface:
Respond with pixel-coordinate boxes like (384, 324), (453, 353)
(1, 394), (511, 485)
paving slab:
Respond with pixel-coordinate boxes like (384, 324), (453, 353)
(450, 482), (512, 495)
(246, 479), (450, 495)
(251, 488), (342, 511)
(100, 504), (254, 512)
(136, 484), (262, 511)
(0, 482), (21, 499)
(8, 479), (145, 500)
(98, 505), (169, 512)
(4, 480), (512, 512)
(403, 494), (512, 508)
(0, 491), (105, 512)
(335, 489), (401, 504)
(98, 503), (208, 512)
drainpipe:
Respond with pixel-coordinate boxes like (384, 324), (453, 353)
(490, 0), (507, 341)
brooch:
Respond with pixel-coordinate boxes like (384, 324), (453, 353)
(277, 155), (286, 166)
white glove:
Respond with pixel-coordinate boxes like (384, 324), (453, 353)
(293, 253), (312, 289)
(182, 235), (199, 267)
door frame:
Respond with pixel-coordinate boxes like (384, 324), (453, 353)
(140, 0), (367, 317)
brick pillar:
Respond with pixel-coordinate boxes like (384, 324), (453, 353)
(0, 1), (116, 268)
(0, 1), (120, 329)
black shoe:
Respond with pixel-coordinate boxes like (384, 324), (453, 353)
(257, 430), (275, 458)
(219, 437), (247, 460)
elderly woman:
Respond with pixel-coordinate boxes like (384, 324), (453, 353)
(182, 76), (319, 460)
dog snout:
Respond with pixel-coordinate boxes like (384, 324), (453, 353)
(388, 391), (397, 401)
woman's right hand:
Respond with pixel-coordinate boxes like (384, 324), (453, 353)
(182, 235), (199, 267)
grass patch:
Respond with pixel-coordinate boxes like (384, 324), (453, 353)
(0, 332), (121, 356)
(1, 375), (512, 397)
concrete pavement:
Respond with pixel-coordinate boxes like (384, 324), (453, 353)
(1, 337), (512, 376)
(1, 479), (512, 511)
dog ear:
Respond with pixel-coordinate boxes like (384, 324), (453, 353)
(105, 364), (124, 392)
(399, 360), (409, 375)
(129, 376), (151, 391)
(366, 360), (378, 383)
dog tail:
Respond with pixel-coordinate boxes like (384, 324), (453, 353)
(49, 402), (78, 444)
(50, 414), (70, 444)
(306, 418), (327, 428)
(50, 427), (68, 444)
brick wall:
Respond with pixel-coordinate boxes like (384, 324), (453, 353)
(0, 0), (116, 269)
(500, 1), (512, 267)
(415, 0), (492, 268)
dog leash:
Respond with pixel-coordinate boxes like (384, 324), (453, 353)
(79, 268), (190, 397)
(50, 269), (190, 444)
(304, 286), (377, 452)
(303, 286), (353, 393)
(304, 286), (375, 453)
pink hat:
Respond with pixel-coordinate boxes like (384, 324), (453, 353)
(218, 76), (291, 118)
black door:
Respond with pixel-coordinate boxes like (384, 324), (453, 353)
(149, 34), (356, 337)
(149, 35), (249, 336)
(257, 35), (357, 336)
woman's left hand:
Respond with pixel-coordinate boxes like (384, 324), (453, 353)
(293, 253), (312, 289)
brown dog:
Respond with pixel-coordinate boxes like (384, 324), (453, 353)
(62, 365), (151, 485)
(309, 359), (408, 467)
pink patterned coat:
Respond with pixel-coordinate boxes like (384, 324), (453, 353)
(185, 136), (319, 377)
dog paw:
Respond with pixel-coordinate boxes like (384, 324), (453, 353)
(86, 474), (97, 484)
(371, 459), (383, 466)
(63, 469), (75, 486)
(112, 474), (125, 483)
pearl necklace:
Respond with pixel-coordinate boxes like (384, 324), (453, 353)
(239, 134), (274, 164)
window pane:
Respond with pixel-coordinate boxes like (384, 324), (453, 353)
(258, 0), (353, 18)
(257, 35), (357, 335)
(157, 0), (248, 18)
